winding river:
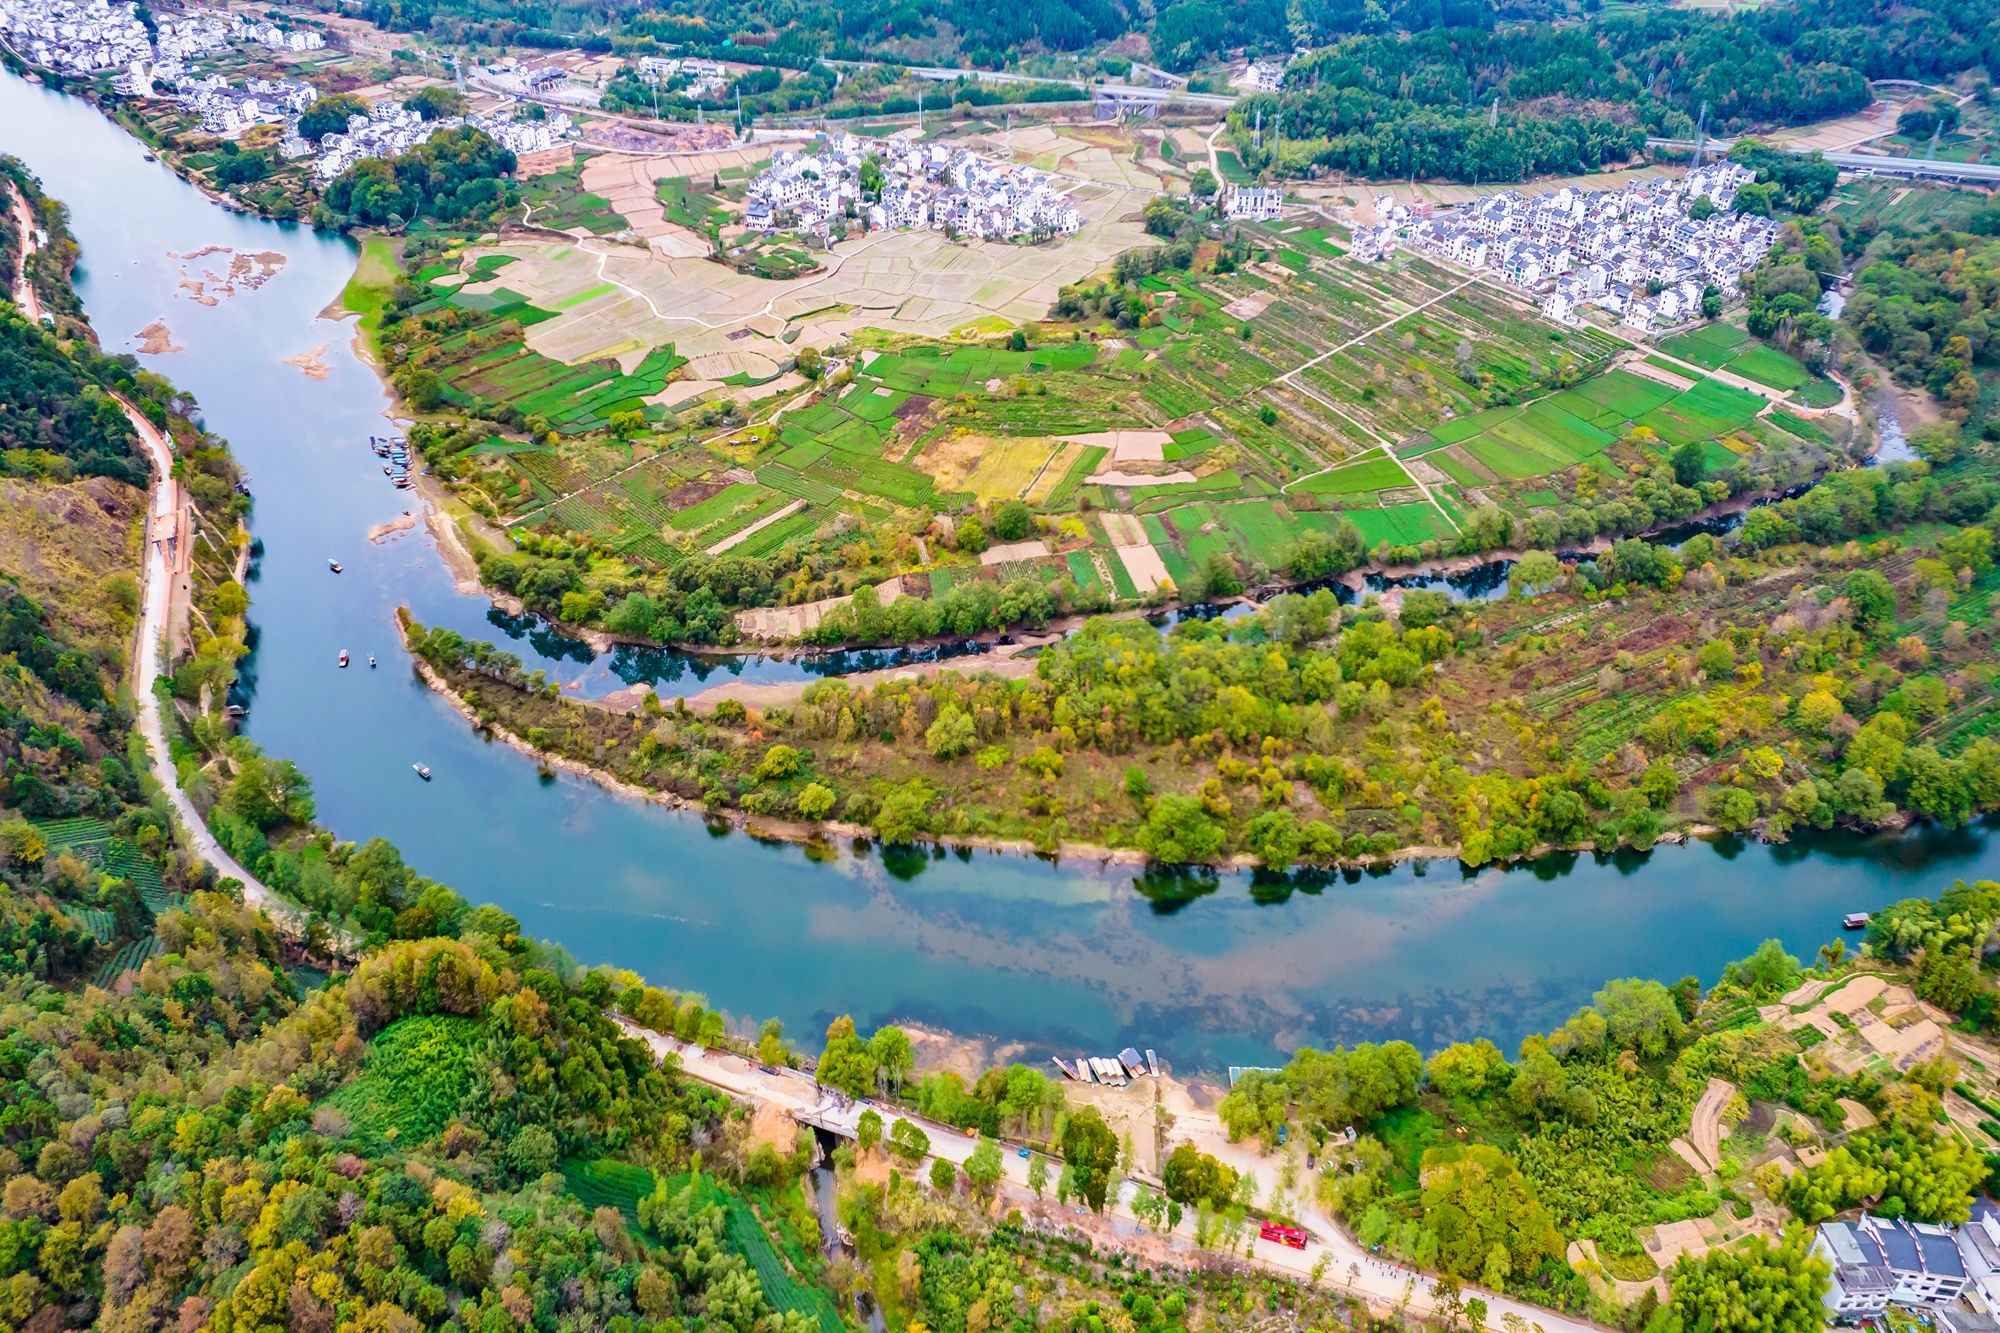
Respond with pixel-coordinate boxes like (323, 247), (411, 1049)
(9, 69), (2000, 1072)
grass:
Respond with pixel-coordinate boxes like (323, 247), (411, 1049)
(341, 236), (399, 339)
(325, 1015), (484, 1151)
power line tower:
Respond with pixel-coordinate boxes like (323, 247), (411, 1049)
(1489, 95), (1499, 128)
(1253, 103), (1263, 151)
(1692, 99), (1710, 165)
(1927, 121), (1943, 161)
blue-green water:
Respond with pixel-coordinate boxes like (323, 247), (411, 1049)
(7, 69), (1998, 1072)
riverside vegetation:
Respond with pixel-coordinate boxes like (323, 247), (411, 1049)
(408, 438), (2000, 870)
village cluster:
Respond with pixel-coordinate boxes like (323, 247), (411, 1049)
(1353, 162), (1778, 333)
(0, 0), (319, 86)
(746, 132), (1082, 241)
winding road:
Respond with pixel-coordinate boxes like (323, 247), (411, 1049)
(122, 393), (294, 925)
(617, 1018), (1603, 1333)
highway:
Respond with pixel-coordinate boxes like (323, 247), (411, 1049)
(1647, 138), (2000, 184)
(615, 1018), (1610, 1333)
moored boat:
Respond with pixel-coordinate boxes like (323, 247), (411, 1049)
(338, 649), (349, 668)
(413, 763), (432, 780)
(327, 557), (342, 573)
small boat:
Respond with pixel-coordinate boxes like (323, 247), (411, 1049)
(382, 465), (392, 476)
(368, 655), (377, 668)
(142, 151), (156, 162)
(338, 649), (349, 668)
(413, 763), (432, 781)
(1843, 912), (1871, 931)
(327, 558), (343, 573)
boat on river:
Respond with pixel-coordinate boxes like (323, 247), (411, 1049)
(327, 558), (342, 573)
(1844, 912), (1872, 930)
(368, 655), (377, 668)
(413, 763), (432, 781)
(338, 649), (349, 668)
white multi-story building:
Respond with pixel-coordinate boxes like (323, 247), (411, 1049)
(1226, 185), (1283, 221)
(1815, 1214), (1968, 1320)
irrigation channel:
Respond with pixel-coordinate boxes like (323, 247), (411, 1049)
(7, 67), (1998, 1072)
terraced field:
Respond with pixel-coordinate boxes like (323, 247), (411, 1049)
(410, 207), (1846, 625)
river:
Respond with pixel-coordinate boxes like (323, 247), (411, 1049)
(9, 68), (2000, 1073)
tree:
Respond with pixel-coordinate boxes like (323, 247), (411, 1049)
(298, 93), (367, 140)
(857, 1109), (883, 1152)
(964, 1136), (1003, 1196)
(1509, 551), (1562, 596)
(1061, 1107), (1120, 1211)
(1667, 1226), (1829, 1333)
(1671, 438), (1707, 486)
(1162, 1143), (1238, 1206)
(1027, 1152), (1049, 1198)
(1425, 1040), (1509, 1099)
(1591, 978), (1684, 1059)
(926, 704), (978, 759)
(929, 1157), (956, 1191)
(887, 1118), (930, 1164)
(1190, 167), (1219, 197)
(868, 1025), (914, 1094)
(993, 500), (1033, 542)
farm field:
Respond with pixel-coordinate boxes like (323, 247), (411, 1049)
(399, 170), (1854, 635)
(1654, 321), (1837, 401)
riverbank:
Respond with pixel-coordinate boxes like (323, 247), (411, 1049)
(397, 600), (1809, 879)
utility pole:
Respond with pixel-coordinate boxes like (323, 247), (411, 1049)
(1253, 103), (1262, 150)
(1489, 95), (1498, 128)
(917, 87), (924, 134)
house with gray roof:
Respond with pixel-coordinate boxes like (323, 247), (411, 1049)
(1815, 1213), (1968, 1320)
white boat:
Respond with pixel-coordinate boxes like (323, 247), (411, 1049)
(338, 650), (349, 668)
(327, 558), (343, 573)
(413, 763), (432, 781)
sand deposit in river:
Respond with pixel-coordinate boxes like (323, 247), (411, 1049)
(171, 245), (288, 305)
(283, 342), (332, 379)
(135, 319), (183, 353)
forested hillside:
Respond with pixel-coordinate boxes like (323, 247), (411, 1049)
(1230, 0), (1997, 180)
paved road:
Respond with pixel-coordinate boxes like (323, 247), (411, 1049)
(123, 395), (296, 925)
(1647, 137), (2000, 184)
(615, 1018), (1606, 1333)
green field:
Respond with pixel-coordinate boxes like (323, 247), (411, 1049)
(326, 1015), (485, 1152)
(1657, 322), (1810, 392)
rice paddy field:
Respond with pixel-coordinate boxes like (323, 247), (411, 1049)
(409, 186), (1840, 623)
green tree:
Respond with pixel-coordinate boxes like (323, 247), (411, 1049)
(1061, 1107), (1120, 1211)
(964, 1136), (1004, 1195)
(1666, 1226), (1829, 1333)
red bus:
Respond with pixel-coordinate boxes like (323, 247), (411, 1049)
(1258, 1222), (1308, 1250)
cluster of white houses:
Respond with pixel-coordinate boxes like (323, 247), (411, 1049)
(1353, 162), (1779, 334)
(0, 0), (319, 84)
(292, 103), (574, 182)
(635, 54), (728, 99)
(1814, 1207), (2000, 1330)
(746, 133), (1081, 242)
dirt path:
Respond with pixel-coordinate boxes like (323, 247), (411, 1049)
(10, 184), (43, 323)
